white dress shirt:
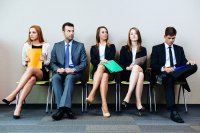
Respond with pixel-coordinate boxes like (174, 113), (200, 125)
(99, 44), (106, 60)
(132, 47), (137, 64)
(161, 43), (177, 71)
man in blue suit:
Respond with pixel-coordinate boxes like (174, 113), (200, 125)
(50, 22), (87, 120)
(151, 27), (197, 123)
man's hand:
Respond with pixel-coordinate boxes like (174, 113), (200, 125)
(65, 68), (75, 74)
(163, 67), (174, 73)
(187, 60), (196, 65)
(57, 68), (65, 74)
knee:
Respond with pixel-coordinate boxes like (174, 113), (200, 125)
(139, 72), (144, 79)
(132, 65), (140, 72)
(97, 64), (105, 71)
(52, 74), (62, 81)
(28, 76), (36, 84)
(102, 73), (109, 80)
(65, 74), (76, 83)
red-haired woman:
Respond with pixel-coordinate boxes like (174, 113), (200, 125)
(2, 25), (51, 119)
(119, 27), (147, 116)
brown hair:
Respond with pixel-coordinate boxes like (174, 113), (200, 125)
(62, 22), (74, 31)
(165, 27), (177, 36)
(96, 26), (110, 47)
(127, 27), (142, 52)
(27, 25), (45, 44)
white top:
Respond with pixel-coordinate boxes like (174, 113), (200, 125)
(22, 42), (51, 66)
(132, 47), (137, 63)
(65, 40), (74, 67)
(99, 44), (106, 60)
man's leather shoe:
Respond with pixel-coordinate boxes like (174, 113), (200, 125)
(170, 111), (184, 123)
(66, 110), (76, 119)
(52, 109), (65, 121)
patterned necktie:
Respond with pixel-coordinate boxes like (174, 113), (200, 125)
(65, 44), (70, 68)
(169, 46), (174, 67)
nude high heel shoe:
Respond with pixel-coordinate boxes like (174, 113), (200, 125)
(102, 107), (110, 118)
(85, 97), (95, 105)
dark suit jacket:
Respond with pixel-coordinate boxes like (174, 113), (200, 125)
(150, 43), (187, 74)
(150, 43), (190, 90)
(50, 40), (87, 73)
(119, 45), (147, 81)
(90, 44), (116, 75)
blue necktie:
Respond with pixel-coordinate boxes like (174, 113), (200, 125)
(169, 46), (174, 67)
(65, 44), (70, 68)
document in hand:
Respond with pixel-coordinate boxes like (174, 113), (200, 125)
(102, 60), (123, 73)
(174, 65), (188, 71)
(134, 56), (147, 65)
(28, 49), (42, 69)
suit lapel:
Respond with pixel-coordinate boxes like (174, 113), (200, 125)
(71, 40), (78, 60)
(71, 41), (77, 57)
(173, 44), (179, 64)
(60, 41), (65, 62)
(161, 43), (166, 63)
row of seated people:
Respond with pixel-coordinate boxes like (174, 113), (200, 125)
(2, 23), (197, 124)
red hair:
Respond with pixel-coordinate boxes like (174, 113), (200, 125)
(27, 25), (45, 44)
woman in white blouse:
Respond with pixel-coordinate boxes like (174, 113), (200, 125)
(119, 27), (147, 116)
(2, 25), (51, 119)
(86, 26), (116, 118)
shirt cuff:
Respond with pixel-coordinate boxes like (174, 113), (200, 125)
(161, 66), (165, 72)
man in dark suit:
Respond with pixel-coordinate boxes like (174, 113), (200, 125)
(50, 22), (87, 120)
(150, 27), (197, 123)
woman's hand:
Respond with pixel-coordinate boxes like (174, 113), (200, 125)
(100, 59), (108, 64)
(25, 57), (30, 65)
(40, 54), (45, 62)
(126, 63), (134, 70)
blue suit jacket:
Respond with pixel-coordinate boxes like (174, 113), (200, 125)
(50, 40), (87, 73)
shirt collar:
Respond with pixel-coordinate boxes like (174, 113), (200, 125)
(65, 40), (73, 46)
(164, 43), (174, 49)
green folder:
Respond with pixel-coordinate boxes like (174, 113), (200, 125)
(102, 60), (123, 73)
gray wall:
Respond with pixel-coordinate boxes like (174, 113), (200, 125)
(0, 0), (199, 104)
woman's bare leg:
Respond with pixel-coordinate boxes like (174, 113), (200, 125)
(4, 68), (43, 102)
(135, 72), (144, 109)
(123, 65), (141, 103)
(86, 64), (105, 101)
(100, 73), (109, 114)
(14, 76), (37, 116)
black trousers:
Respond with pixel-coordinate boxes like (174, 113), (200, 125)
(162, 64), (197, 110)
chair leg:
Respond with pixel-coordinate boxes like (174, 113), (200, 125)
(46, 85), (51, 113)
(118, 84), (121, 112)
(152, 87), (156, 112)
(85, 84), (88, 112)
(115, 84), (118, 112)
(50, 86), (54, 113)
(182, 86), (188, 113)
(177, 85), (181, 104)
(148, 84), (152, 112)
(81, 85), (84, 113)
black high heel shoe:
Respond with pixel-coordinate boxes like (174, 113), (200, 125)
(136, 107), (145, 116)
(13, 115), (20, 119)
(2, 97), (16, 105)
(121, 101), (129, 108)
